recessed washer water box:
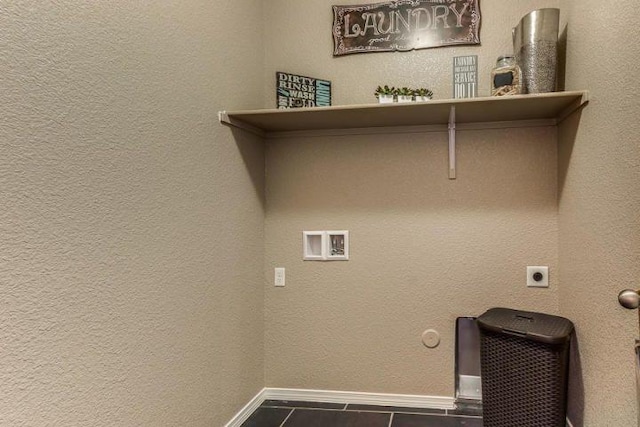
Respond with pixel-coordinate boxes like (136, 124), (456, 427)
(326, 231), (349, 261)
(303, 231), (349, 261)
(303, 231), (324, 261)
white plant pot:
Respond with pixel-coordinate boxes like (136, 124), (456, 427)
(397, 95), (413, 103)
(415, 96), (432, 102)
(378, 94), (394, 104)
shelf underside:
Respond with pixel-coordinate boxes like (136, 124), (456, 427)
(220, 91), (588, 137)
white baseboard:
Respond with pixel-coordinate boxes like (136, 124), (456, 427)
(263, 387), (455, 410)
(224, 388), (266, 427)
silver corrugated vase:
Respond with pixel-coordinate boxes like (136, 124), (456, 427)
(512, 8), (560, 94)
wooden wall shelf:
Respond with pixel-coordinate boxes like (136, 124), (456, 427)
(219, 91), (588, 179)
(219, 91), (588, 138)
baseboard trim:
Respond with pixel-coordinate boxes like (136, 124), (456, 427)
(263, 387), (455, 410)
(224, 388), (266, 427)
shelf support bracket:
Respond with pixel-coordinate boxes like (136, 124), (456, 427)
(448, 106), (456, 180)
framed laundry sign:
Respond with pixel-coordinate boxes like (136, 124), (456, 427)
(276, 72), (332, 109)
(332, 0), (481, 56)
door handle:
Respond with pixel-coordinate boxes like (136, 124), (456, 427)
(619, 289), (640, 309)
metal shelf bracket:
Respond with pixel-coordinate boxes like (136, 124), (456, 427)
(448, 106), (456, 180)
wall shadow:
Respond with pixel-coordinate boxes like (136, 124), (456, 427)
(267, 126), (562, 215)
(558, 108), (583, 201)
(231, 127), (266, 210)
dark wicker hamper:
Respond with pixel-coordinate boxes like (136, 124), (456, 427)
(477, 308), (574, 427)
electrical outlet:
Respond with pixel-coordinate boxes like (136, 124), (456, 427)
(527, 266), (549, 288)
(274, 268), (285, 287)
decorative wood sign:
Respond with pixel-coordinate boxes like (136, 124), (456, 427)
(453, 55), (478, 98)
(276, 72), (332, 109)
(333, 0), (481, 56)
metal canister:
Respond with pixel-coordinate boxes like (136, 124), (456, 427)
(512, 8), (560, 94)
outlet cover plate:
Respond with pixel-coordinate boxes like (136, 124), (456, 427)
(527, 266), (549, 288)
(275, 267), (285, 287)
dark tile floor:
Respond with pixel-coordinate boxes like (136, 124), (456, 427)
(241, 400), (483, 427)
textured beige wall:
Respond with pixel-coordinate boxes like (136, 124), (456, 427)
(0, 2), (265, 426)
(559, 0), (640, 425)
(265, 126), (560, 395)
(263, 0), (562, 396)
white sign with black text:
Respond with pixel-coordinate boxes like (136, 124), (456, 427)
(453, 55), (478, 99)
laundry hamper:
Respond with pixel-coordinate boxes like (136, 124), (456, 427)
(477, 308), (574, 427)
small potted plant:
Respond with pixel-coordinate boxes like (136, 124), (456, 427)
(396, 87), (414, 103)
(374, 85), (395, 104)
(414, 88), (434, 102)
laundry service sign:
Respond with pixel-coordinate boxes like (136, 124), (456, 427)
(333, 0), (481, 56)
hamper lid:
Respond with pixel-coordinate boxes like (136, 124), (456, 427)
(477, 307), (574, 345)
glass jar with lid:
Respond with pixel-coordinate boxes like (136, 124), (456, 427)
(491, 55), (523, 96)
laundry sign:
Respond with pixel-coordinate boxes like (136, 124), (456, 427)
(276, 72), (332, 109)
(453, 55), (478, 98)
(333, 0), (481, 56)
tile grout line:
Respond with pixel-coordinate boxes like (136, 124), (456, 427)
(265, 406), (352, 412)
(278, 408), (294, 427)
(263, 406), (400, 415)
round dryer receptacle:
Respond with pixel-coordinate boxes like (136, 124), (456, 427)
(421, 329), (440, 348)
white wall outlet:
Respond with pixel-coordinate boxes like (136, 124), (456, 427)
(274, 267), (285, 287)
(527, 266), (549, 288)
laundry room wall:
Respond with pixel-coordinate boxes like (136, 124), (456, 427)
(0, 2), (265, 426)
(263, 0), (561, 396)
(559, 0), (640, 424)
